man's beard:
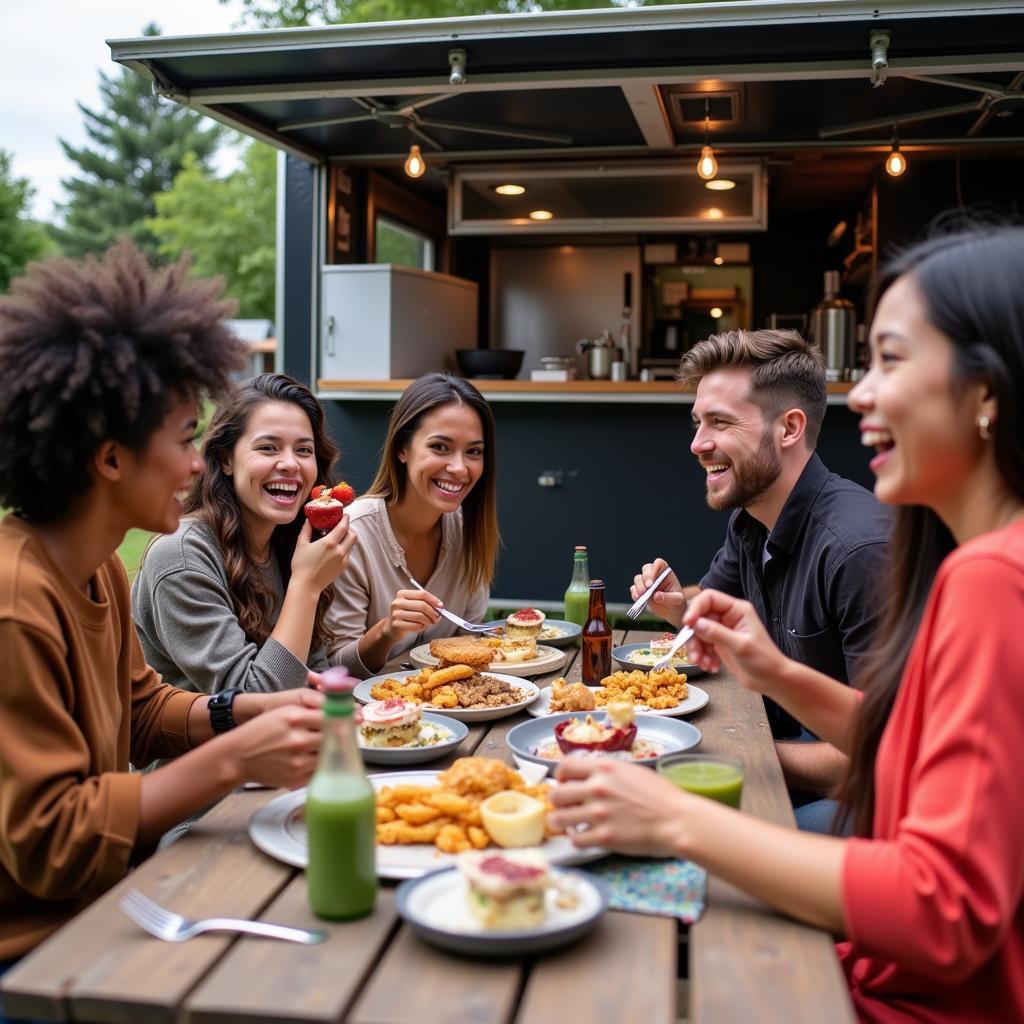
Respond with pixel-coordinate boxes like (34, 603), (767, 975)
(706, 427), (782, 512)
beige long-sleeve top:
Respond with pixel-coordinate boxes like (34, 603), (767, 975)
(326, 497), (489, 678)
(0, 516), (202, 960)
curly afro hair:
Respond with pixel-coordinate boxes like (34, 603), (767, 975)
(0, 238), (248, 523)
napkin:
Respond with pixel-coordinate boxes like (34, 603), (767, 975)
(583, 855), (707, 923)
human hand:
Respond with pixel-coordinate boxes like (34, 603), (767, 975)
(682, 589), (789, 695)
(631, 557), (686, 627)
(226, 703), (323, 790)
(383, 588), (442, 642)
(548, 758), (690, 857)
(290, 516), (357, 592)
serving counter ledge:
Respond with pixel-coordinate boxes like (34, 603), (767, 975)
(317, 380), (856, 405)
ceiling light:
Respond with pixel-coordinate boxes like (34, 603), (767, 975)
(529, 209), (554, 221)
(704, 207), (724, 220)
(710, 307), (724, 319)
(495, 184), (526, 196)
(404, 144), (425, 179)
(696, 98), (719, 181)
(885, 137), (907, 177)
(706, 179), (735, 191)
(713, 256), (724, 265)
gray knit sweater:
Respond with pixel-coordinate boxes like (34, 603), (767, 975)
(130, 518), (328, 695)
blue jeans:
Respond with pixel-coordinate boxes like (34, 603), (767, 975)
(0, 959), (47, 1024)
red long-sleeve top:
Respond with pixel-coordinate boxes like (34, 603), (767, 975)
(839, 520), (1024, 1022)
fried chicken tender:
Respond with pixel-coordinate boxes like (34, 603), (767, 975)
(549, 677), (596, 713)
(376, 806), (396, 824)
(436, 824), (472, 854)
(370, 677), (426, 703)
(395, 802), (444, 825)
(424, 663), (476, 688)
(438, 757), (523, 798)
(467, 825), (490, 850)
(377, 819), (448, 845)
(594, 667), (688, 709)
(428, 686), (459, 709)
(427, 791), (472, 816)
(428, 637), (498, 669)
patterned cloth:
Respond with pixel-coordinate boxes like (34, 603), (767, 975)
(583, 856), (707, 923)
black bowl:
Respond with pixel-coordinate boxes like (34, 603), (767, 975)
(455, 349), (524, 380)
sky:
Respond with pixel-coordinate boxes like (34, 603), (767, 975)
(1, 0), (245, 221)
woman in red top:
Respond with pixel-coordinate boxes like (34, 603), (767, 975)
(550, 226), (1024, 1023)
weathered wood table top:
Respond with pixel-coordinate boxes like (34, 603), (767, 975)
(2, 628), (853, 1024)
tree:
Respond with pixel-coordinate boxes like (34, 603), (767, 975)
(224, 0), (662, 29)
(148, 142), (277, 320)
(52, 24), (222, 260)
(0, 151), (52, 293)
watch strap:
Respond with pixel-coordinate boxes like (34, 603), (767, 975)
(209, 687), (240, 734)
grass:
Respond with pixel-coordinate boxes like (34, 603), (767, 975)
(118, 529), (155, 581)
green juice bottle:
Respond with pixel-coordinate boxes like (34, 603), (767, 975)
(563, 546), (590, 644)
(306, 669), (377, 921)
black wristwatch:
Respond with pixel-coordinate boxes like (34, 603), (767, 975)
(209, 687), (240, 734)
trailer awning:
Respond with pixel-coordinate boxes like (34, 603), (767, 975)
(109, 1), (1024, 164)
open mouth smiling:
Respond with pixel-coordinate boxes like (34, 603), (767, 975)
(264, 481), (301, 503)
(702, 462), (730, 480)
(433, 478), (466, 497)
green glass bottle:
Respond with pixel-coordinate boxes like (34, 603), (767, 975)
(563, 546), (590, 645)
(306, 669), (377, 920)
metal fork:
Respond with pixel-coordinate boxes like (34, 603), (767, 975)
(405, 575), (498, 633)
(627, 565), (673, 620)
(119, 889), (325, 944)
(651, 625), (695, 672)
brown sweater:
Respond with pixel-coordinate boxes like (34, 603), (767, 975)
(0, 517), (203, 960)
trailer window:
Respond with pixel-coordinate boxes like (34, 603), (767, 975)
(375, 217), (434, 271)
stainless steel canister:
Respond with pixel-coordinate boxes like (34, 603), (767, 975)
(809, 271), (856, 382)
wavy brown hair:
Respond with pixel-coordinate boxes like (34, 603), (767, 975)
(184, 373), (339, 652)
(836, 226), (1024, 837)
(365, 372), (499, 593)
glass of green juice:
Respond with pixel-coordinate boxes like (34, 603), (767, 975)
(657, 754), (744, 809)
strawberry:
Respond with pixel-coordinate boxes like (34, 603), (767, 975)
(310, 484), (326, 500)
(304, 490), (344, 531)
(330, 481), (356, 506)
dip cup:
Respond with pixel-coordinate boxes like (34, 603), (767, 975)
(657, 753), (744, 809)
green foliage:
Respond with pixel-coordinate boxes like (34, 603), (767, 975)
(0, 152), (52, 292)
(223, 0), (659, 28)
(51, 24), (221, 261)
(148, 142), (277, 320)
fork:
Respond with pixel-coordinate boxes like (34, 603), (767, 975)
(651, 625), (695, 672)
(405, 575), (498, 633)
(626, 565), (673, 620)
(119, 889), (325, 944)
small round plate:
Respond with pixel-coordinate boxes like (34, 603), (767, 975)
(506, 712), (703, 773)
(477, 619), (582, 648)
(354, 672), (539, 722)
(357, 713), (468, 766)
(526, 684), (709, 719)
(409, 643), (566, 678)
(396, 866), (608, 957)
(249, 770), (606, 879)
(612, 642), (706, 678)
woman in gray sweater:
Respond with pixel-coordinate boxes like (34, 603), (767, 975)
(132, 373), (356, 694)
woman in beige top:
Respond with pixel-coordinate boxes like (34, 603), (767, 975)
(327, 373), (499, 677)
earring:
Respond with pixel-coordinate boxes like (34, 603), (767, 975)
(978, 415), (992, 441)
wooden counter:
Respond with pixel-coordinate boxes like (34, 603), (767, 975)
(317, 379), (857, 405)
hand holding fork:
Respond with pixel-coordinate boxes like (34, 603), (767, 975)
(628, 559), (688, 627)
(405, 575), (498, 634)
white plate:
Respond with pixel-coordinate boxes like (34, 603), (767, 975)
(353, 671), (540, 722)
(357, 713), (469, 765)
(409, 642), (566, 678)
(249, 770), (605, 880)
(396, 867), (608, 957)
(611, 642), (705, 678)
(478, 619), (582, 648)
(526, 683), (709, 719)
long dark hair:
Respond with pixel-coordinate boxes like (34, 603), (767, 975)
(837, 226), (1024, 836)
(184, 373), (339, 652)
(365, 372), (499, 593)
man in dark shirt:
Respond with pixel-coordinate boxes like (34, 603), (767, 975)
(633, 329), (889, 816)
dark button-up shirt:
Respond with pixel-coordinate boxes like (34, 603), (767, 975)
(701, 453), (890, 738)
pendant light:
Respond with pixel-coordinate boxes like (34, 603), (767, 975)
(885, 129), (907, 177)
(404, 144), (426, 179)
(696, 99), (718, 182)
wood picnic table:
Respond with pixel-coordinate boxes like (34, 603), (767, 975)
(2, 628), (854, 1024)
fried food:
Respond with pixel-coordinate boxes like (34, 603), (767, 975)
(596, 667), (689, 709)
(451, 674), (528, 708)
(425, 663), (476, 688)
(429, 637), (499, 669)
(549, 678), (596, 713)
(370, 667), (526, 710)
(369, 674), (428, 702)
(374, 756), (557, 855)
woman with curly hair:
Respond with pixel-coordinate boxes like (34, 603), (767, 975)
(327, 372), (499, 677)
(0, 241), (326, 986)
(132, 373), (355, 696)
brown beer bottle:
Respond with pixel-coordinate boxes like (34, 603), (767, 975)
(581, 579), (612, 686)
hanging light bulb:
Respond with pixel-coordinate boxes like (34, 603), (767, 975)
(696, 99), (718, 181)
(885, 136), (907, 177)
(884, 129), (909, 177)
(404, 144), (425, 179)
